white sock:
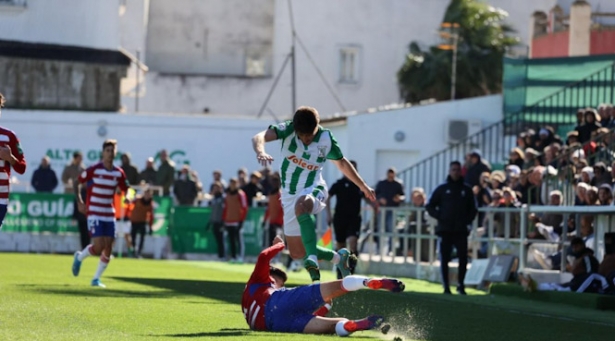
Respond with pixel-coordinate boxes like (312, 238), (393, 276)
(308, 255), (318, 263)
(341, 275), (369, 291)
(78, 245), (92, 261)
(332, 252), (341, 264)
(335, 320), (351, 337)
(93, 255), (110, 280)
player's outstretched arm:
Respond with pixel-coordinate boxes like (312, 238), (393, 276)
(331, 157), (376, 202)
(252, 129), (277, 167)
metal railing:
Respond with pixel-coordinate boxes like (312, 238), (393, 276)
(398, 62), (615, 196)
(338, 205), (615, 282)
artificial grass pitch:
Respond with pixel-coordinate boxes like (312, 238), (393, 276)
(1, 253), (614, 341)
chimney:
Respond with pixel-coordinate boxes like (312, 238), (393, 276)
(568, 0), (591, 56)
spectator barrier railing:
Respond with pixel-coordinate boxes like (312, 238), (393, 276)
(348, 205), (614, 281)
(398, 62), (615, 196)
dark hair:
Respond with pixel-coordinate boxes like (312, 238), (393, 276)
(102, 139), (117, 150)
(73, 151), (83, 158)
(450, 161), (461, 168)
(0, 92), (5, 108)
(269, 266), (287, 283)
(293, 106), (319, 135)
(570, 237), (585, 247)
(350, 160), (357, 170)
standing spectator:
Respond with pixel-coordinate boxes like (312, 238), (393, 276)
(598, 104), (612, 127)
(138, 157), (157, 185)
(31, 156), (58, 193)
(464, 150), (491, 188)
(514, 170), (531, 205)
(493, 187), (521, 237)
(61, 151), (85, 194)
(73, 184), (89, 249)
(207, 182), (226, 260)
(128, 187), (154, 258)
(156, 149), (175, 196)
(263, 173), (283, 248)
(210, 170), (227, 192)
(237, 167), (249, 188)
(259, 167), (273, 196)
(173, 165), (198, 206)
(407, 187), (430, 261)
(241, 171), (263, 207)
(577, 109), (601, 144)
(120, 153), (139, 185)
(326, 160), (366, 271)
(375, 167), (405, 254)
(592, 162), (610, 187)
(223, 178), (248, 263)
(598, 184), (613, 206)
(566, 131), (579, 146)
(426, 161), (477, 295)
(508, 148), (525, 169)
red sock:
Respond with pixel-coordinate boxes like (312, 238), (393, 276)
(313, 302), (332, 317)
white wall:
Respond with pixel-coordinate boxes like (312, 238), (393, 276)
(0, 0), (119, 49)
(2, 95), (502, 194)
(2, 110), (279, 193)
(342, 95), (503, 188)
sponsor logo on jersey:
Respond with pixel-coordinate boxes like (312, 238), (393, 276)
(287, 155), (320, 171)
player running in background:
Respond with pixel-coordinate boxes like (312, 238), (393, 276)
(72, 139), (131, 287)
(0, 93), (26, 230)
(242, 236), (404, 336)
(252, 106), (376, 282)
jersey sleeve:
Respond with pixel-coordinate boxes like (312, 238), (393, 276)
(326, 131), (343, 160)
(9, 131), (26, 174)
(78, 166), (93, 184)
(268, 120), (294, 140)
(248, 243), (285, 284)
(117, 168), (129, 192)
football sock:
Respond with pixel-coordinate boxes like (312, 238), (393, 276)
(93, 254), (110, 279)
(78, 245), (93, 261)
(335, 320), (351, 336)
(298, 214), (318, 258)
(313, 302), (333, 317)
(341, 275), (369, 291)
(317, 246), (338, 263)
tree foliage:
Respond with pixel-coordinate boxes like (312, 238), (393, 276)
(397, 0), (519, 103)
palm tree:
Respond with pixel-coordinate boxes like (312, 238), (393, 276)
(397, 0), (519, 103)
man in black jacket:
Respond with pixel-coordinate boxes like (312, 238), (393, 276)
(426, 161), (477, 295)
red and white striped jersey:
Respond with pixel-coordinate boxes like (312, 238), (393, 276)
(241, 243), (285, 331)
(79, 163), (128, 221)
(0, 127), (26, 205)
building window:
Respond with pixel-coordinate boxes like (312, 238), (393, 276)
(339, 46), (360, 84)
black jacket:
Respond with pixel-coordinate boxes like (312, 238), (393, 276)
(426, 176), (477, 236)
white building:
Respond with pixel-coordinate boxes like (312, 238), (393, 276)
(1, 0), (555, 118)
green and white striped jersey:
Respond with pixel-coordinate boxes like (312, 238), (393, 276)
(269, 120), (343, 195)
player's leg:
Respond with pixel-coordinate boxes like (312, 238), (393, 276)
(124, 220), (134, 257)
(73, 218), (104, 276)
(453, 234), (469, 295)
(439, 235), (454, 294)
(319, 276), (405, 302)
(346, 215), (362, 274)
(91, 223), (115, 287)
(333, 216), (347, 279)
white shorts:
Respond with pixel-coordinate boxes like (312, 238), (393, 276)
(281, 185), (328, 237)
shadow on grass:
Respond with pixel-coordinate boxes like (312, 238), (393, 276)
(160, 328), (250, 338)
(21, 278), (245, 303)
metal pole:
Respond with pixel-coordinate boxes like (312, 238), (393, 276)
(451, 32), (458, 100)
(135, 50), (140, 113)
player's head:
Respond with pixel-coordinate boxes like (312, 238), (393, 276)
(570, 236), (586, 255)
(228, 177), (238, 190)
(293, 106), (320, 145)
(449, 161), (462, 181)
(269, 266), (287, 288)
(143, 186), (153, 200)
(101, 139), (117, 163)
